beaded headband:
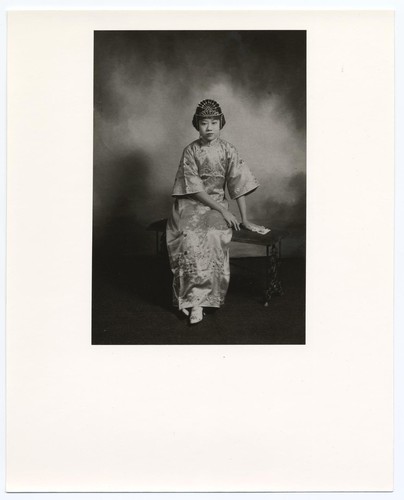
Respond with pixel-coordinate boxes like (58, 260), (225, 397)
(192, 99), (226, 130)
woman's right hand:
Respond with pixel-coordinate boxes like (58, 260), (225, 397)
(220, 209), (241, 230)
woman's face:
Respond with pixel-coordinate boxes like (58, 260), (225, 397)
(198, 117), (220, 142)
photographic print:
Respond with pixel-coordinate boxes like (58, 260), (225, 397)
(6, 10), (394, 492)
(92, 30), (306, 344)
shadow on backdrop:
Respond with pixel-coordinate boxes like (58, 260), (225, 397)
(93, 149), (173, 310)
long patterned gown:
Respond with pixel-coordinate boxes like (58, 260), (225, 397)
(166, 137), (259, 311)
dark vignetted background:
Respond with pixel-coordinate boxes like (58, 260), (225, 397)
(93, 31), (306, 259)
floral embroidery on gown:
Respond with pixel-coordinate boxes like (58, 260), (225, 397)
(166, 137), (259, 310)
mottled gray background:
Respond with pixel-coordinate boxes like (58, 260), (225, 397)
(93, 31), (306, 257)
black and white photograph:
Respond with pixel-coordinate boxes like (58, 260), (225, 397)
(92, 30), (306, 344)
(5, 7), (396, 493)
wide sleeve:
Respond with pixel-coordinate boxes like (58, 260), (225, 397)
(172, 146), (205, 197)
(226, 144), (259, 199)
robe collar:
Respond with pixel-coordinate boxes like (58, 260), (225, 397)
(199, 136), (220, 147)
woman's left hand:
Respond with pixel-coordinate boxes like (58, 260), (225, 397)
(242, 220), (270, 233)
(241, 220), (257, 231)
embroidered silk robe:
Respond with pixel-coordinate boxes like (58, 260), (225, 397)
(166, 137), (259, 310)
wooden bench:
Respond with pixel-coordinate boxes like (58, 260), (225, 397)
(147, 218), (288, 306)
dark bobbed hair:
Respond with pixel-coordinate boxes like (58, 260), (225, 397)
(192, 99), (226, 130)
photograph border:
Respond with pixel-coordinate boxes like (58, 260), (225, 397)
(1, 1), (402, 498)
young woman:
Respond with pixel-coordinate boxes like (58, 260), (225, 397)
(166, 99), (266, 324)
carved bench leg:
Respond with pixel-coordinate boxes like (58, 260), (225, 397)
(264, 243), (284, 307)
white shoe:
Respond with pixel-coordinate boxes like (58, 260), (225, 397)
(190, 306), (203, 324)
